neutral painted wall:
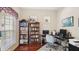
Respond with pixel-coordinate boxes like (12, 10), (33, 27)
(57, 7), (79, 38)
(20, 9), (57, 34)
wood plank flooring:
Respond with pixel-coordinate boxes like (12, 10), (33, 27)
(14, 42), (42, 51)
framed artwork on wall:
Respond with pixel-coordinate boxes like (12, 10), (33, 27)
(62, 16), (74, 27)
(44, 16), (50, 23)
(43, 16), (50, 30)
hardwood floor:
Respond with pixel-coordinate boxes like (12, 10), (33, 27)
(14, 42), (42, 51)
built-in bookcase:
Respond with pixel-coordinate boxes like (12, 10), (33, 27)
(19, 19), (28, 44)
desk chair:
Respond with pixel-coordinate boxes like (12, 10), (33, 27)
(46, 34), (58, 50)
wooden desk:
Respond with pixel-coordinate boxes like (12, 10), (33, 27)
(69, 39), (79, 51)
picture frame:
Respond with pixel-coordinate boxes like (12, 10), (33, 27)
(44, 16), (50, 23)
(62, 16), (74, 27)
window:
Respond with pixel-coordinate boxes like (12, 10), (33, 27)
(0, 7), (18, 50)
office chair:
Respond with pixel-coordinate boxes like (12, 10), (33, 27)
(46, 34), (58, 51)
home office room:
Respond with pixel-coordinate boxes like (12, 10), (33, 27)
(0, 7), (79, 51)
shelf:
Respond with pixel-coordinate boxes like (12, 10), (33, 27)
(20, 33), (28, 35)
(29, 33), (39, 35)
(19, 20), (28, 45)
(30, 37), (39, 39)
(28, 21), (40, 43)
(29, 27), (39, 28)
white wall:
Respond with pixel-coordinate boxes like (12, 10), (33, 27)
(21, 9), (57, 34)
(57, 7), (79, 38)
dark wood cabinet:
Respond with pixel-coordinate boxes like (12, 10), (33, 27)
(28, 21), (40, 44)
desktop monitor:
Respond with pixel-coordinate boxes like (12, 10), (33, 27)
(60, 29), (67, 38)
(43, 30), (49, 34)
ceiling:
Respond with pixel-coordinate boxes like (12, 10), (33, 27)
(20, 7), (63, 11)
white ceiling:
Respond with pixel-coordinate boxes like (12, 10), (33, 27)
(20, 7), (63, 11)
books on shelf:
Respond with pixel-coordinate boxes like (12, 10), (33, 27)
(19, 20), (28, 44)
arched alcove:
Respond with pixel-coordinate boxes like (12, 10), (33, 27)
(0, 7), (18, 51)
(19, 19), (28, 45)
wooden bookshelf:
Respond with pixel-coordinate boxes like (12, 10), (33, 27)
(28, 21), (40, 44)
(19, 19), (28, 45)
